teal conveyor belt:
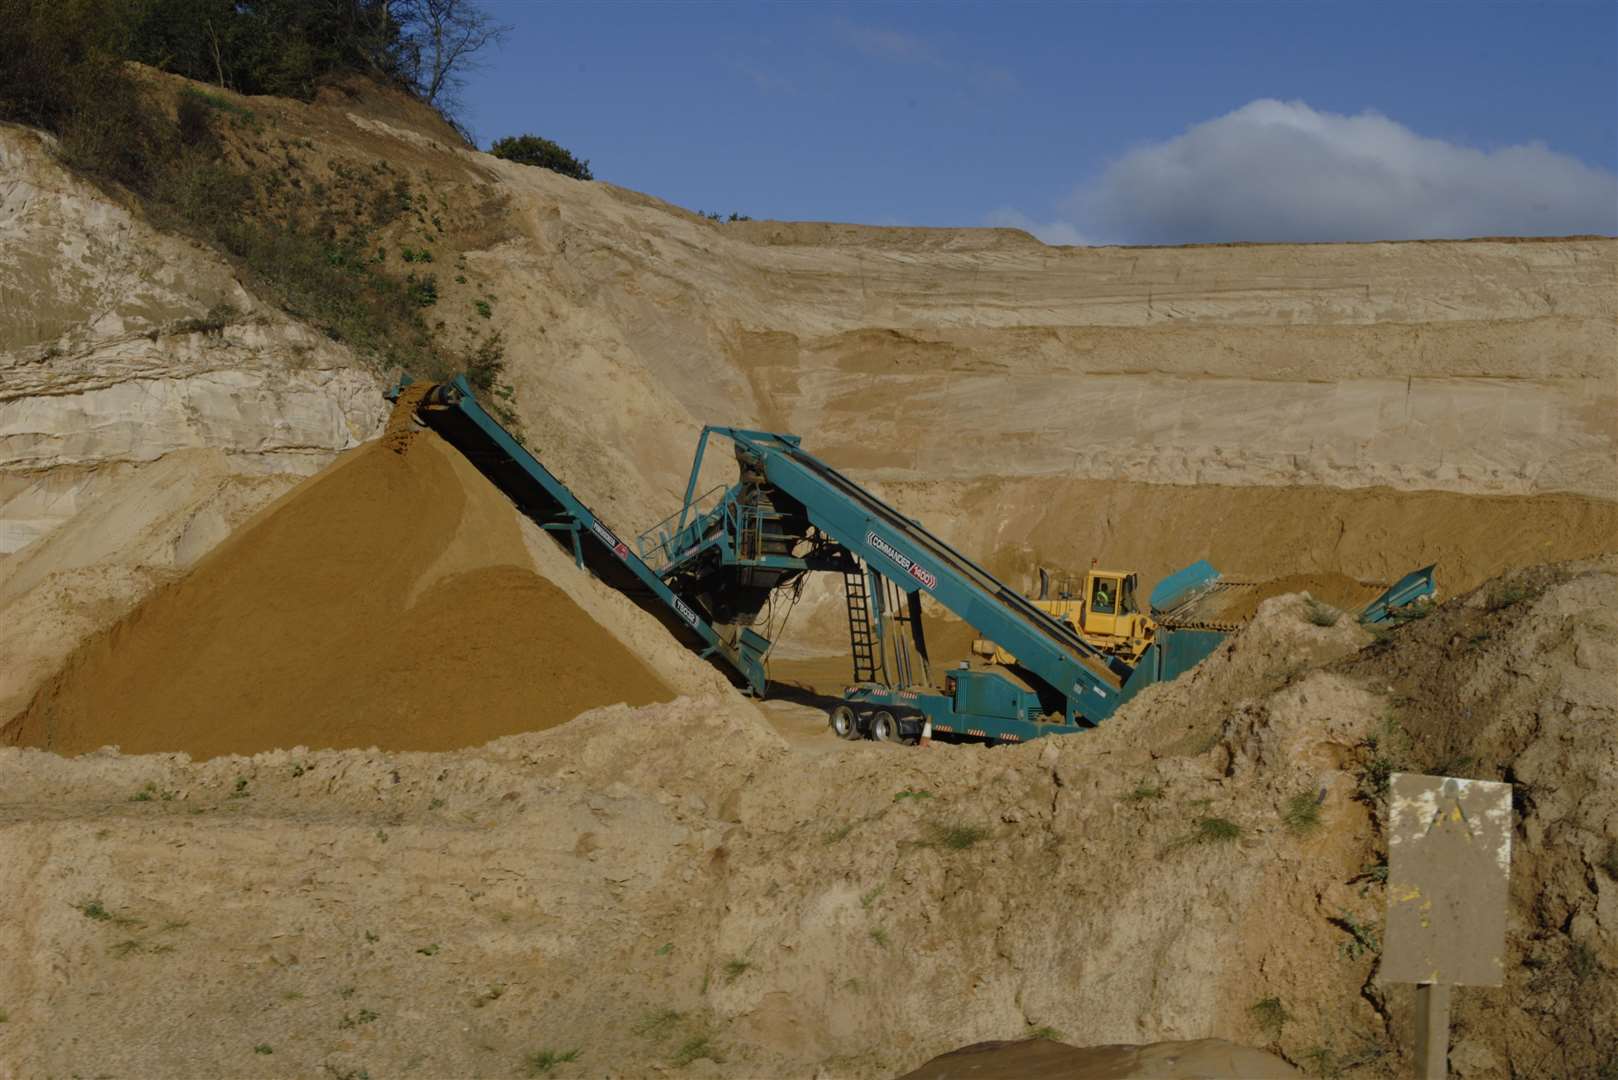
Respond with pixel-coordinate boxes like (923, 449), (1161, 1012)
(386, 376), (768, 695)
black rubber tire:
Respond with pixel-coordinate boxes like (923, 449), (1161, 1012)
(829, 704), (860, 740)
(869, 710), (900, 743)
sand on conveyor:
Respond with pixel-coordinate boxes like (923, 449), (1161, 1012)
(5, 425), (671, 759)
(1217, 571), (1384, 623)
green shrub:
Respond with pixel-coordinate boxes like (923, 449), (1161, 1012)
(1249, 996), (1290, 1039)
(465, 329), (509, 394)
(924, 821), (988, 850)
(821, 822), (854, 845)
(489, 134), (592, 180)
(1282, 790), (1322, 833)
(1332, 909), (1380, 960)
(1304, 599), (1341, 627)
(634, 1009), (682, 1037)
(1570, 940), (1600, 983)
(1194, 816), (1241, 843)
(1356, 752), (1398, 802)
(175, 89), (218, 149)
(0, 0), (171, 192)
(405, 273), (438, 307)
(1486, 581), (1536, 612)
(75, 899), (112, 921)
(672, 1036), (713, 1067)
(525, 1048), (580, 1075)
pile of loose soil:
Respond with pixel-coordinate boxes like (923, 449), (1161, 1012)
(4, 431), (671, 758)
(897, 1037), (1299, 1079)
(1111, 591), (1371, 756)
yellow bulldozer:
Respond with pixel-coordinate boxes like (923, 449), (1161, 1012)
(975, 558), (1439, 672)
(974, 565), (1157, 665)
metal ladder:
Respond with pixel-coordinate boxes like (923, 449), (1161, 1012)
(844, 570), (880, 683)
(738, 502), (760, 562)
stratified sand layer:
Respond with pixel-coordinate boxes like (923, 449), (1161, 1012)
(5, 432), (670, 758)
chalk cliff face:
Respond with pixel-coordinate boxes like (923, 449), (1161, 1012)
(0, 122), (384, 717)
(0, 125), (383, 554)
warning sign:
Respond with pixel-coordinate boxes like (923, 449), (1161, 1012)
(1380, 772), (1512, 987)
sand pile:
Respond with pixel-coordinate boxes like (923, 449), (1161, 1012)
(898, 1038), (1299, 1079)
(4, 430), (671, 758)
(1110, 592), (1371, 756)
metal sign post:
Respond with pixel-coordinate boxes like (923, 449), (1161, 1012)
(1380, 773), (1513, 1080)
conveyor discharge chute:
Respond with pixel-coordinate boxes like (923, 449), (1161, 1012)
(386, 376), (769, 694)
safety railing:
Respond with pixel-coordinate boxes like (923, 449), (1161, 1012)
(636, 484), (729, 572)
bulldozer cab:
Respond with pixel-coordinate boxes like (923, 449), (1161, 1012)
(1081, 570), (1137, 638)
(975, 565), (1152, 667)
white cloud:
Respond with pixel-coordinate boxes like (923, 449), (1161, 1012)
(1008, 99), (1618, 245)
(734, 61), (794, 95)
(984, 207), (1090, 246)
(840, 23), (939, 65)
(836, 22), (1019, 96)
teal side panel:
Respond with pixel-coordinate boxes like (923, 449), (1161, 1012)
(1149, 560), (1220, 613)
(1360, 564), (1437, 623)
(1160, 629), (1225, 678)
(952, 670), (1038, 722)
(1116, 629), (1226, 705)
(1118, 642), (1162, 706)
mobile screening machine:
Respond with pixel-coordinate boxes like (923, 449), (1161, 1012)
(637, 425), (1148, 743)
(393, 377), (1434, 746)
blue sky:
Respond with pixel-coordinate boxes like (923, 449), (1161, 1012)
(459, 1), (1618, 243)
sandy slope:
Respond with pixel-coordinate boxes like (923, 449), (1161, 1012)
(1, 560), (1611, 1079)
(475, 164), (1617, 510)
